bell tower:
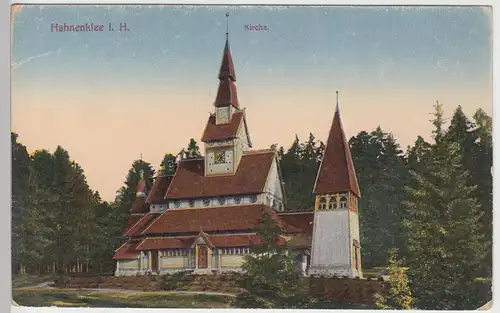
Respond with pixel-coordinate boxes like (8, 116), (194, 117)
(200, 13), (252, 177)
(309, 91), (362, 278)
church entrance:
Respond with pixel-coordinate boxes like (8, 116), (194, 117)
(197, 246), (208, 269)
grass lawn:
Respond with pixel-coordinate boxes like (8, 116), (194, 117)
(13, 288), (233, 308)
(12, 275), (56, 288)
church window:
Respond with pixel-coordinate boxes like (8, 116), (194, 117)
(203, 199), (210, 206)
(188, 200), (195, 207)
(250, 195), (257, 203)
(174, 200), (180, 208)
(318, 197), (326, 210)
(214, 151), (226, 164)
(328, 198), (338, 210)
(234, 196), (242, 204)
(340, 196), (348, 209)
(218, 197), (226, 205)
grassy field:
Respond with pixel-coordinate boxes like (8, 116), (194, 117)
(12, 275), (56, 288)
(13, 288), (233, 308)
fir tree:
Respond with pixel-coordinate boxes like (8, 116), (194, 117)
(233, 212), (309, 309)
(159, 153), (177, 175)
(402, 104), (487, 310)
(375, 248), (413, 310)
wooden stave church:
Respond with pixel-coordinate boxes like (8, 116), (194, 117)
(113, 32), (362, 278)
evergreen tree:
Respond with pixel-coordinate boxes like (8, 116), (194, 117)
(11, 133), (32, 274)
(233, 212), (309, 309)
(159, 153), (177, 175)
(375, 248), (413, 310)
(185, 138), (202, 158)
(349, 128), (410, 267)
(402, 103), (487, 310)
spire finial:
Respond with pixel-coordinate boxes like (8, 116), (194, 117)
(336, 90), (339, 112)
(225, 12), (229, 39)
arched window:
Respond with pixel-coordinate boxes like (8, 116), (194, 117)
(328, 197), (338, 210)
(234, 196), (242, 204)
(218, 197), (226, 205)
(173, 200), (180, 208)
(203, 199), (210, 206)
(318, 197), (326, 210)
(340, 195), (348, 209)
(188, 200), (195, 208)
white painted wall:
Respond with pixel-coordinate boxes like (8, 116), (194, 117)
(150, 204), (168, 213)
(206, 149), (234, 175)
(221, 255), (245, 268)
(311, 210), (350, 267)
(349, 211), (360, 243)
(216, 106), (231, 124)
(168, 194), (265, 209)
(119, 259), (139, 269)
(263, 157), (284, 211)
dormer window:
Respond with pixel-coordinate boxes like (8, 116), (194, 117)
(214, 151), (226, 164)
(234, 196), (242, 204)
(250, 195), (257, 203)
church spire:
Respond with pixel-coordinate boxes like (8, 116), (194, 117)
(313, 91), (360, 197)
(215, 13), (239, 108)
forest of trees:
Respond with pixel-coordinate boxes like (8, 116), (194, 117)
(11, 103), (492, 309)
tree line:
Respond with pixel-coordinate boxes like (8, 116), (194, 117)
(11, 103), (491, 309)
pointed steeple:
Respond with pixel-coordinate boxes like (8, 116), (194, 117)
(215, 13), (239, 108)
(313, 91), (360, 197)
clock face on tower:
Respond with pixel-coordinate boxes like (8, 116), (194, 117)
(214, 151), (226, 164)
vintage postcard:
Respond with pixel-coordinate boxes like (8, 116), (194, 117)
(11, 4), (493, 310)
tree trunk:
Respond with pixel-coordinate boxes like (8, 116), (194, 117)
(86, 261), (89, 272)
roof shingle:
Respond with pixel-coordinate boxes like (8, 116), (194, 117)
(143, 204), (277, 235)
(201, 111), (243, 143)
(313, 107), (360, 197)
(165, 151), (275, 199)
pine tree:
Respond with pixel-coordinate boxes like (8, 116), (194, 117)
(159, 153), (177, 175)
(402, 103), (487, 310)
(186, 138), (202, 158)
(375, 248), (413, 310)
(233, 212), (309, 309)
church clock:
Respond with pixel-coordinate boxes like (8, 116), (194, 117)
(214, 151), (226, 164)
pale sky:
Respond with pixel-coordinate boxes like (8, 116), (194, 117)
(11, 5), (492, 201)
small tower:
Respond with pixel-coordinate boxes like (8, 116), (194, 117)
(201, 13), (252, 177)
(309, 91), (362, 278)
(136, 170), (147, 198)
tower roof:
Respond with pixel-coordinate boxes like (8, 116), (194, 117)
(218, 38), (236, 82)
(313, 99), (360, 197)
(214, 35), (239, 108)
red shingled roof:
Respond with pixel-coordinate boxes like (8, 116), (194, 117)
(201, 111), (243, 143)
(113, 240), (140, 260)
(123, 212), (161, 237)
(146, 175), (173, 204)
(143, 204), (278, 235)
(215, 78), (239, 108)
(278, 212), (314, 234)
(216, 38), (239, 108)
(129, 197), (149, 214)
(165, 151), (275, 199)
(136, 237), (195, 250)
(135, 233), (286, 250)
(313, 107), (360, 197)
(123, 214), (144, 235)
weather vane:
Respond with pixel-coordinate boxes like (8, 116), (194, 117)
(225, 12), (229, 36)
